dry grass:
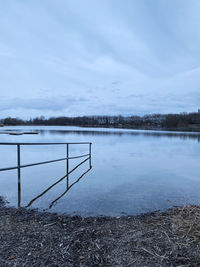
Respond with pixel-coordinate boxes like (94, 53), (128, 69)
(1, 200), (200, 266)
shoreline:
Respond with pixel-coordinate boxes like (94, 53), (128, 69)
(2, 124), (200, 133)
(1, 198), (200, 266)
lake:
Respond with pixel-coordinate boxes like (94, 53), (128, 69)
(0, 126), (200, 216)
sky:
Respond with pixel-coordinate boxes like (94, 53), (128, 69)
(0, 0), (200, 118)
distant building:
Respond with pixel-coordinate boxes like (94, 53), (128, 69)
(198, 109), (200, 113)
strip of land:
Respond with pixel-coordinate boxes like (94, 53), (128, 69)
(0, 197), (200, 266)
(1, 111), (200, 132)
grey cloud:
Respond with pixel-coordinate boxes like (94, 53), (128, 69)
(0, 0), (200, 118)
(127, 94), (144, 99)
(0, 97), (88, 112)
(111, 81), (121, 85)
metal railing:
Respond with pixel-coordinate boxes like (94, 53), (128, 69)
(0, 142), (92, 171)
(0, 142), (92, 207)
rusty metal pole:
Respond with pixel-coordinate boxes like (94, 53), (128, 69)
(66, 144), (69, 189)
(89, 143), (92, 168)
(17, 144), (21, 208)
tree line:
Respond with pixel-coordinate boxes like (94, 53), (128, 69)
(1, 112), (200, 130)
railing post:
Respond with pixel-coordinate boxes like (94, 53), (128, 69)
(17, 144), (21, 208)
(66, 144), (69, 189)
(89, 143), (92, 168)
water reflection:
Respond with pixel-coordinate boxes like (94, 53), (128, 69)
(18, 157), (92, 209)
(49, 166), (91, 209)
(36, 129), (200, 142)
(1, 126), (200, 216)
(1, 127), (200, 142)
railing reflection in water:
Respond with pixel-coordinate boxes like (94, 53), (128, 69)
(26, 158), (92, 209)
(0, 142), (92, 209)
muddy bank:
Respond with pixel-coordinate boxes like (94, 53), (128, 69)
(0, 198), (200, 266)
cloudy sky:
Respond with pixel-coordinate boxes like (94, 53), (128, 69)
(0, 0), (200, 118)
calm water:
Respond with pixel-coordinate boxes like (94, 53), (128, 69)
(0, 126), (200, 216)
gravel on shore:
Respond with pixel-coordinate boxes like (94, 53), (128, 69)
(1, 197), (200, 266)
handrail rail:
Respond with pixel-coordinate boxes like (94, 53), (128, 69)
(0, 142), (92, 172)
(0, 142), (92, 145)
(0, 153), (90, 172)
(0, 141), (92, 207)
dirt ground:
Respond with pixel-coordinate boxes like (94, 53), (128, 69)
(1, 197), (200, 266)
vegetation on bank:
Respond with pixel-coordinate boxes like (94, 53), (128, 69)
(1, 111), (200, 131)
(1, 197), (200, 266)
